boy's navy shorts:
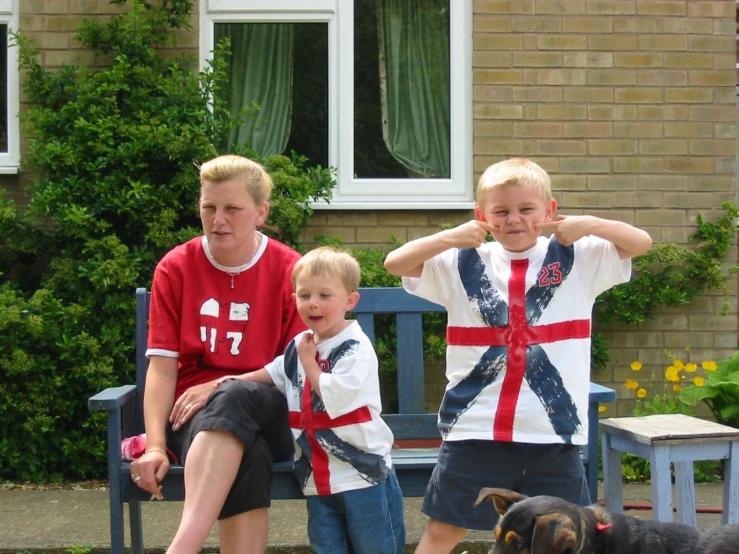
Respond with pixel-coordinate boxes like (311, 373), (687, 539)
(422, 440), (589, 530)
(167, 379), (294, 520)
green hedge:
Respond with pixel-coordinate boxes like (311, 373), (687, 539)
(0, 0), (332, 481)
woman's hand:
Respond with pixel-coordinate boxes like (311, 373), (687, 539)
(214, 375), (238, 389)
(170, 381), (217, 431)
(130, 450), (168, 499)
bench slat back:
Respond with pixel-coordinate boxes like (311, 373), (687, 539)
(134, 287), (444, 437)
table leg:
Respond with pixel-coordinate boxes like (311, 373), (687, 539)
(723, 441), (739, 524)
(674, 460), (697, 526)
(650, 445), (673, 522)
(601, 432), (623, 513)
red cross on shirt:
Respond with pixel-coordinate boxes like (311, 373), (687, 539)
(288, 365), (372, 495)
(446, 258), (590, 441)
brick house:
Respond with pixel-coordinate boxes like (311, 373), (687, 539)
(4, 0), (737, 415)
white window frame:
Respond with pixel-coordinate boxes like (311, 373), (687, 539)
(0, 0), (19, 173)
(201, 0), (473, 209)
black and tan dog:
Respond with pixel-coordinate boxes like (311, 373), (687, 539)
(474, 487), (739, 554)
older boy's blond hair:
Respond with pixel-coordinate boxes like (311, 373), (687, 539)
(292, 246), (361, 293)
(199, 154), (273, 205)
(476, 158), (552, 207)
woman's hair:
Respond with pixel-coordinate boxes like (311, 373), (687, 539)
(292, 246), (361, 293)
(476, 157), (552, 206)
(199, 154), (273, 205)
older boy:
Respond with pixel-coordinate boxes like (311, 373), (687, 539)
(220, 246), (405, 554)
(384, 158), (652, 554)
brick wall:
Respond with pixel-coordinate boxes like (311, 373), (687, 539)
(305, 0), (739, 416)
(15, 0), (739, 417)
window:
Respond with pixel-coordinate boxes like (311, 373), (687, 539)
(0, 0), (19, 173)
(201, 0), (473, 209)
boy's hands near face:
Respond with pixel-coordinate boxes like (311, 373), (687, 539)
(445, 220), (498, 248)
(535, 214), (652, 258)
(534, 215), (595, 246)
(297, 332), (318, 363)
(298, 333), (323, 397)
(384, 219), (497, 278)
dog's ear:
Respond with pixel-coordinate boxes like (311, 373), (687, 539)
(473, 488), (527, 515)
(532, 513), (577, 554)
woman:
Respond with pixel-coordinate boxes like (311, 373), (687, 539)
(130, 155), (306, 554)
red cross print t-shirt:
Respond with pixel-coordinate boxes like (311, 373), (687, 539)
(265, 321), (394, 496)
(403, 235), (630, 445)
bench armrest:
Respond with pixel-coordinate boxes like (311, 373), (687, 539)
(589, 382), (616, 403)
(88, 385), (137, 412)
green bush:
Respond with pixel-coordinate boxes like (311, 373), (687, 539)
(0, 0), (333, 481)
(591, 202), (739, 371)
(680, 351), (739, 429)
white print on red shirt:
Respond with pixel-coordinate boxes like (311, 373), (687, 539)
(199, 297), (251, 356)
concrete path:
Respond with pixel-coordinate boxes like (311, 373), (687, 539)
(0, 482), (727, 554)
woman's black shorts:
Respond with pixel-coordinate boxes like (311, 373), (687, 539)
(167, 379), (294, 519)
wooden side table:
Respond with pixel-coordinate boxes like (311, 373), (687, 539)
(600, 414), (739, 526)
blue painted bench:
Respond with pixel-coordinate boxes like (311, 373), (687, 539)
(88, 286), (615, 554)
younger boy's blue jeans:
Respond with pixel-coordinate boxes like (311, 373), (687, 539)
(306, 469), (405, 554)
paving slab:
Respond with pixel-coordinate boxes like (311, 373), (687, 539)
(0, 482), (727, 554)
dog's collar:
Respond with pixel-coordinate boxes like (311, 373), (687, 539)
(596, 522), (613, 531)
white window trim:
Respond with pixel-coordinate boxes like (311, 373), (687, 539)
(0, 0), (19, 173)
(202, 0), (473, 210)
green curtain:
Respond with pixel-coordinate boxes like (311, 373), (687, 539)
(216, 23), (294, 156)
(376, 0), (451, 178)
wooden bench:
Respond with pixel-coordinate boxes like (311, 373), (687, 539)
(89, 286), (615, 554)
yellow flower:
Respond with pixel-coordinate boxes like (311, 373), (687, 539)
(636, 388), (647, 398)
(665, 366), (680, 382)
(673, 359), (684, 370)
(692, 376), (705, 387)
(630, 361), (643, 371)
(685, 363), (697, 373)
(702, 360), (718, 371)
(625, 379), (639, 390)
(673, 384), (683, 392)
(598, 405), (607, 413)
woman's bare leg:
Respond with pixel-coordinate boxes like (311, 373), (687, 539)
(166, 430), (243, 554)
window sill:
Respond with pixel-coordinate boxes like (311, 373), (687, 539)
(311, 199), (475, 211)
(0, 164), (20, 175)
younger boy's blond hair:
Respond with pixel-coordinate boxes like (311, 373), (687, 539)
(476, 158), (552, 206)
(292, 246), (361, 293)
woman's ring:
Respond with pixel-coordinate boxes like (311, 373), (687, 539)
(185, 403), (192, 410)
(133, 475), (141, 482)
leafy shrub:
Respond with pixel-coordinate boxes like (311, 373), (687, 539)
(680, 353), (739, 429)
(0, 0), (333, 481)
(591, 202), (739, 371)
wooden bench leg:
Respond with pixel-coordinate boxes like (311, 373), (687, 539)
(650, 445), (673, 522)
(109, 489), (125, 554)
(723, 441), (739, 524)
(600, 432), (623, 513)
(129, 500), (145, 554)
(586, 399), (599, 503)
(674, 460), (697, 526)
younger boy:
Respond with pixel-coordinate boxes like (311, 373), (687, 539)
(384, 158), (652, 554)
(222, 246), (405, 554)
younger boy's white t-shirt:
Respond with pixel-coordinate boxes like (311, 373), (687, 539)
(266, 321), (395, 496)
